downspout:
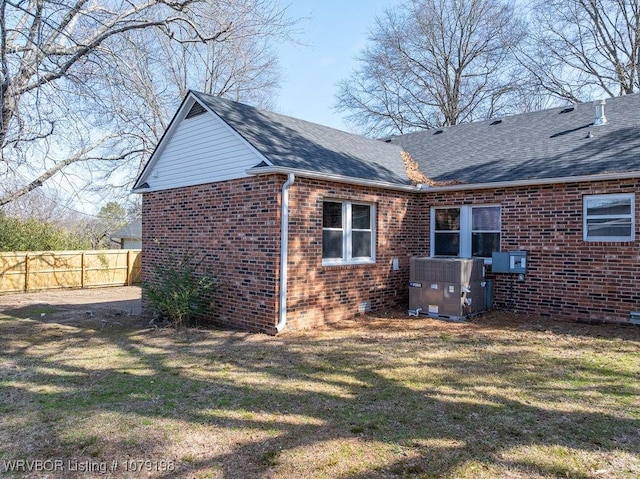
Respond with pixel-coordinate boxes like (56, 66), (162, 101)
(276, 173), (295, 333)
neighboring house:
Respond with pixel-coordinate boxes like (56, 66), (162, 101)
(110, 219), (142, 249)
(133, 91), (640, 333)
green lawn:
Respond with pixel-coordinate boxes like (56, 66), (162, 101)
(1, 308), (639, 478)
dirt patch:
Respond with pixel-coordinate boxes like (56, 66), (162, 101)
(309, 311), (640, 345)
(0, 286), (142, 327)
(2, 286), (639, 342)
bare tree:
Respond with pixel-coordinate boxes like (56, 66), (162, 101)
(155, 3), (287, 109)
(0, 180), (75, 221)
(0, 0), (296, 207)
(335, 0), (526, 136)
(522, 0), (640, 102)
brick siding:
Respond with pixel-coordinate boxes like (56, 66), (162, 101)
(142, 176), (282, 333)
(285, 177), (423, 329)
(142, 174), (425, 332)
(422, 178), (640, 323)
(142, 175), (639, 332)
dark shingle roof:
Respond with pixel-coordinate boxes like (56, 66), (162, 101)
(111, 219), (141, 240)
(390, 93), (640, 184)
(192, 91), (411, 185)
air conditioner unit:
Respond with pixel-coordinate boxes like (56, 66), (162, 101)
(409, 257), (486, 320)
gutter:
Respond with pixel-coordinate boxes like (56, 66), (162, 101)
(246, 166), (420, 192)
(415, 170), (640, 192)
(276, 173), (295, 333)
(247, 165), (640, 194)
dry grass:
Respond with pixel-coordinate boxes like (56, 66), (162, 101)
(1, 306), (639, 478)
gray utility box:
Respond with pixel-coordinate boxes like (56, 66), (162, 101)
(409, 257), (486, 319)
(492, 251), (527, 274)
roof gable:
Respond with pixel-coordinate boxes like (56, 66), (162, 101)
(133, 94), (270, 192)
(192, 92), (411, 185)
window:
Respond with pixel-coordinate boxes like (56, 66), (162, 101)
(583, 194), (634, 242)
(471, 206), (501, 257)
(431, 205), (501, 259)
(433, 208), (460, 256)
(323, 201), (375, 265)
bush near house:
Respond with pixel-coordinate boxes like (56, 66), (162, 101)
(143, 252), (219, 328)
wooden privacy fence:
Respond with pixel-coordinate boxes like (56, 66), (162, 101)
(0, 250), (142, 293)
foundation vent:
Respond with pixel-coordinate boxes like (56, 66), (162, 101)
(358, 301), (371, 314)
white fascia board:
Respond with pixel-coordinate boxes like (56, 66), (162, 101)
(247, 166), (640, 193)
(416, 170), (640, 192)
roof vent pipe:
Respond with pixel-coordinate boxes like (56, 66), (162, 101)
(593, 99), (607, 126)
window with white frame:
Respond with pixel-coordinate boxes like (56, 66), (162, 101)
(322, 201), (375, 265)
(583, 194), (634, 242)
(431, 205), (501, 259)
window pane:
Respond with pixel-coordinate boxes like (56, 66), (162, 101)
(587, 197), (631, 216)
(472, 206), (500, 230)
(472, 232), (500, 257)
(434, 232), (459, 256)
(587, 218), (632, 238)
(322, 230), (343, 258)
(352, 231), (372, 258)
(323, 202), (342, 228)
(352, 204), (371, 229)
(435, 208), (460, 230)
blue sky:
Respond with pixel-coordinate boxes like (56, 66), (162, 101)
(275, 0), (400, 132)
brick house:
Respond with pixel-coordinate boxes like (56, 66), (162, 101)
(133, 91), (640, 333)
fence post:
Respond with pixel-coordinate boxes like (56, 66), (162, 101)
(126, 250), (132, 286)
(81, 252), (86, 289)
(24, 253), (30, 292)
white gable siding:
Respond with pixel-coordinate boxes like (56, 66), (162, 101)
(122, 238), (142, 249)
(145, 108), (265, 191)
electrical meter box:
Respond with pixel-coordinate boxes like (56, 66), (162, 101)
(491, 251), (527, 274)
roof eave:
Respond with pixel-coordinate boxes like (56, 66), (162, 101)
(135, 167), (640, 195)
(248, 166), (640, 193)
(245, 166), (420, 192)
(417, 170), (640, 192)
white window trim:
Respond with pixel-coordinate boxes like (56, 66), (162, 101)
(322, 201), (376, 266)
(583, 193), (635, 242)
(430, 204), (501, 262)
